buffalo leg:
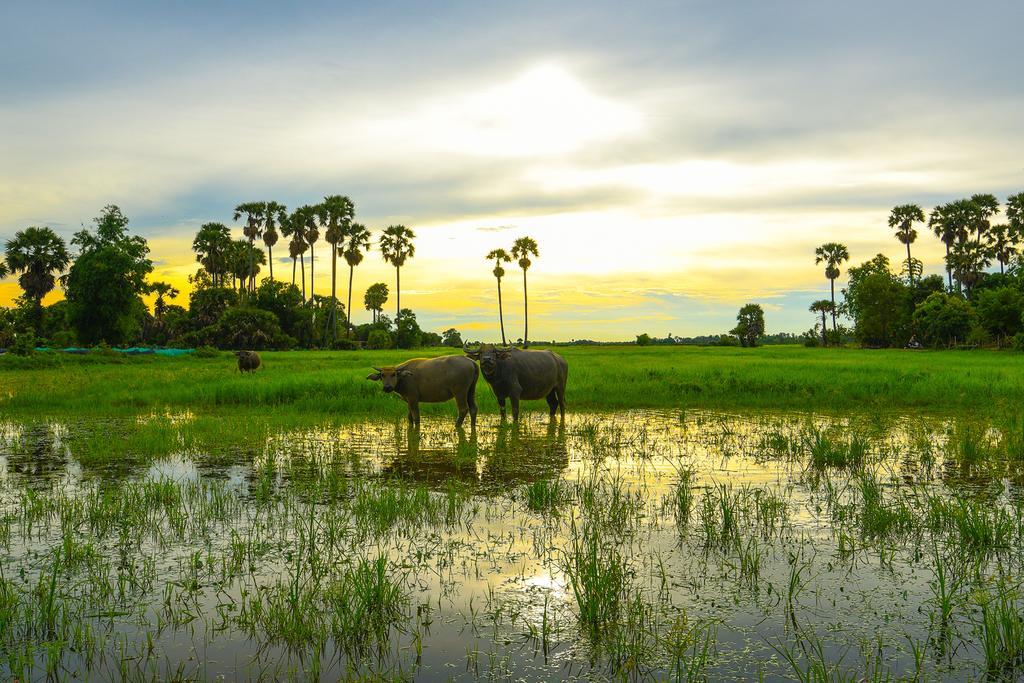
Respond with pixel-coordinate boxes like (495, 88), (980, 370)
(498, 397), (507, 420)
(467, 384), (478, 429)
(455, 393), (469, 430)
(545, 390), (558, 417)
(556, 383), (566, 420)
(510, 394), (521, 422)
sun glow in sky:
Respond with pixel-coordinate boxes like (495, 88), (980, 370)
(1, 1), (1022, 340)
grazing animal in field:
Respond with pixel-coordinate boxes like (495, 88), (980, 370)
(366, 355), (479, 429)
(464, 343), (567, 421)
(235, 350), (262, 373)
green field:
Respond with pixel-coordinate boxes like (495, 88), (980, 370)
(3, 346), (1024, 680)
(2, 345), (1023, 419)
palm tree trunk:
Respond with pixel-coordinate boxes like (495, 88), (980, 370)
(268, 246), (274, 280)
(1000, 259), (1005, 275)
(395, 267), (401, 322)
(523, 269), (529, 348)
(300, 254), (306, 301)
(945, 243), (952, 289)
(309, 247), (315, 305)
(248, 238), (255, 301)
(330, 243), (338, 342)
(347, 265), (355, 339)
(905, 242), (913, 284)
(821, 312), (827, 345)
(292, 257), (296, 286)
(497, 276), (506, 345)
(829, 278), (836, 331)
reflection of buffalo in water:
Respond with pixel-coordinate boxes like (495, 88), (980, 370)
(379, 421), (569, 491)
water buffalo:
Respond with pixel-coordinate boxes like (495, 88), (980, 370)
(234, 350), (261, 373)
(464, 343), (567, 421)
(366, 355), (479, 429)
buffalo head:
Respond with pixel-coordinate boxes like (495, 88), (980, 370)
(463, 343), (512, 376)
(366, 366), (413, 393)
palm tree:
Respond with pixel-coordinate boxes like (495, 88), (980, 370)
(986, 223), (1020, 274)
(1008, 192), (1024, 231)
(192, 222), (232, 287)
(888, 204), (925, 283)
(261, 201), (286, 281)
(809, 300), (834, 346)
(0, 259), (8, 280)
(5, 227), (71, 329)
(233, 202), (265, 296)
(230, 239), (264, 296)
(149, 281), (179, 318)
(970, 193), (999, 241)
(948, 239), (990, 296)
(301, 205), (321, 305)
(379, 225), (415, 322)
(342, 223), (371, 339)
(319, 195), (355, 340)
(486, 248), (511, 344)
(364, 282), (389, 323)
(511, 237), (539, 348)
(930, 199), (981, 292)
(813, 242), (848, 331)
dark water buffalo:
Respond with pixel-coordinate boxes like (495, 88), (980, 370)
(366, 355), (479, 429)
(234, 350), (261, 373)
(464, 344), (567, 421)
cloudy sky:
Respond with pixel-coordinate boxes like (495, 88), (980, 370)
(2, 1), (1022, 340)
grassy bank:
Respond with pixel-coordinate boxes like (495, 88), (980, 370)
(2, 345), (1022, 419)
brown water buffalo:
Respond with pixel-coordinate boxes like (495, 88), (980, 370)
(464, 343), (567, 421)
(366, 355), (479, 429)
(234, 350), (261, 373)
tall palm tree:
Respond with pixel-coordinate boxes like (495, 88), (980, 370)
(970, 193), (999, 241)
(809, 300), (834, 346)
(233, 202), (265, 296)
(303, 206), (322, 305)
(342, 223), (371, 339)
(511, 236), (539, 348)
(930, 199), (979, 292)
(5, 227), (71, 330)
(192, 222), (232, 287)
(230, 239), (264, 296)
(948, 239), (990, 297)
(888, 204), (924, 283)
(379, 225), (415, 322)
(319, 195), (355, 340)
(486, 248), (511, 344)
(261, 201), (286, 281)
(814, 242), (849, 332)
(986, 223), (1020, 274)
(0, 259), (8, 280)
(1008, 192), (1024, 231)
(364, 282), (389, 323)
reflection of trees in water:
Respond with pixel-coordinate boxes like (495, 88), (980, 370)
(4, 424), (69, 478)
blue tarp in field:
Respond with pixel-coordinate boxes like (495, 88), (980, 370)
(33, 347), (195, 356)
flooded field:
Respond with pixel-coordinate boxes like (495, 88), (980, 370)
(1, 409), (1023, 681)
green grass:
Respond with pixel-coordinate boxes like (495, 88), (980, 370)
(2, 345), (1024, 420)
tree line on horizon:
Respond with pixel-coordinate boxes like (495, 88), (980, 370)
(808, 191), (1024, 349)
(0, 198), (544, 353)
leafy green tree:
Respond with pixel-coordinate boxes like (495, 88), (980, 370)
(364, 282), (389, 323)
(912, 293), (975, 348)
(730, 303), (765, 347)
(188, 286), (237, 329)
(486, 248), (511, 344)
(814, 242), (849, 331)
(808, 300), (834, 345)
(380, 225), (415, 322)
(65, 206), (153, 345)
(4, 226), (71, 331)
(233, 202), (265, 296)
(442, 328), (463, 347)
(261, 201), (286, 281)
(511, 237), (539, 347)
(635, 332), (652, 346)
(394, 307), (422, 349)
(319, 195), (354, 339)
(253, 279), (315, 346)
(366, 328), (392, 350)
(888, 204), (925, 283)
(342, 223), (371, 340)
(848, 271), (911, 348)
(192, 222), (232, 287)
(974, 287), (1024, 344)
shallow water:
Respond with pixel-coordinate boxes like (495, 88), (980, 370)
(1, 410), (1022, 681)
